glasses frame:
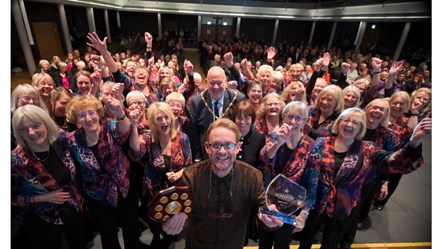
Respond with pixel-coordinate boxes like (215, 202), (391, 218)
(208, 142), (237, 151)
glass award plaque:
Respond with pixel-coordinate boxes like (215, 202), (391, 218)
(148, 185), (192, 223)
(260, 174), (307, 225)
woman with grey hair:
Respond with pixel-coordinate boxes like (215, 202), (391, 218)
(11, 84), (48, 150)
(11, 104), (85, 249)
(259, 101), (317, 249)
(298, 107), (431, 249)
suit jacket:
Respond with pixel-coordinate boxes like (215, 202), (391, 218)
(188, 89), (246, 161)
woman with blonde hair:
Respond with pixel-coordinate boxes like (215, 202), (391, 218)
(32, 73), (55, 109)
(281, 81), (307, 104)
(409, 87), (431, 121)
(299, 108), (431, 249)
(129, 102), (192, 248)
(11, 105), (85, 249)
(342, 85), (361, 109)
(303, 84), (344, 139)
(255, 92), (286, 137)
(372, 90), (425, 211)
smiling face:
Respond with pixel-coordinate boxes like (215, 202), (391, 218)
(312, 79), (326, 100)
(52, 94), (72, 118)
(389, 95), (408, 118)
(155, 110), (171, 137)
(77, 75), (92, 95)
(265, 96), (282, 118)
(343, 91), (358, 109)
(235, 112), (252, 136)
(134, 67), (148, 86)
(283, 107), (307, 136)
(205, 127), (240, 178)
(76, 107), (100, 134)
(319, 93), (337, 116)
(36, 78), (54, 97)
(365, 101), (389, 127)
(413, 91), (430, 108)
(338, 112), (364, 141)
(247, 84), (263, 105)
(207, 67), (226, 101)
(18, 116), (49, 151)
(258, 70), (272, 86)
(168, 100), (184, 119)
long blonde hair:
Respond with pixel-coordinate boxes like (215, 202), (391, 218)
(147, 102), (177, 143)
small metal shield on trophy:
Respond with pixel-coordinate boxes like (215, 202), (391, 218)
(260, 174), (307, 225)
(148, 186), (192, 223)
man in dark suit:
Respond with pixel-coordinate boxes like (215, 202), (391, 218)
(188, 66), (246, 162)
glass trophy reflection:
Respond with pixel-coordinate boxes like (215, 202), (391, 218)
(260, 174), (307, 225)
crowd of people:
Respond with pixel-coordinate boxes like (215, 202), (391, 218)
(11, 30), (432, 249)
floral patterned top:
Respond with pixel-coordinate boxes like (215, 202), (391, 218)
(310, 136), (423, 220)
(11, 130), (82, 236)
(260, 134), (318, 210)
(68, 117), (131, 207)
(129, 130), (192, 197)
(303, 107), (339, 140)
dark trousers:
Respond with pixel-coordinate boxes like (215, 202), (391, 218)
(374, 173), (403, 206)
(85, 177), (141, 249)
(12, 205), (86, 249)
(298, 209), (357, 249)
(259, 223), (293, 249)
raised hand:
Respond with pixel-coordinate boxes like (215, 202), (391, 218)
(389, 60), (404, 75)
(313, 58), (324, 72)
(112, 83), (124, 100)
(128, 106), (142, 123)
(186, 60), (194, 75)
(89, 70), (102, 95)
(223, 52), (234, 68)
(410, 117), (431, 146)
(322, 52), (331, 67)
(91, 54), (104, 69)
(144, 32), (153, 45)
(273, 123), (293, 146)
(267, 47), (277, 60)
(241, 58), (248, 68)
(86, 32), (108, 54)
(104, 96), (125, 118)
(372, 57), (382, 71)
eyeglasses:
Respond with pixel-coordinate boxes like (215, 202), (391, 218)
(341, 118), (362, 126)
(78, 110), (97, 119)
(208, 142), (237, 151)
(19, 96), (39, 103)
(284, 114), (306, 122)
(249, 89), (262, 94)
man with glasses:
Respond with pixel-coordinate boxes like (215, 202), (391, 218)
(188, 66), (245, 162)
(163, 118), (283, 249)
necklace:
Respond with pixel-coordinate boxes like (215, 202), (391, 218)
(32, 147), (51, 162)
(200, 90), (238, 120)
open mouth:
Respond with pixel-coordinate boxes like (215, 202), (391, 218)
(217, 155), (230, 161)
(161, 125), (169, 132)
